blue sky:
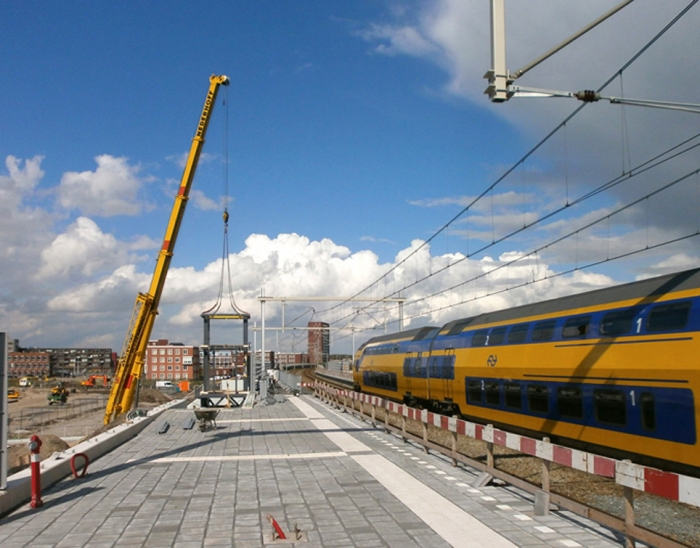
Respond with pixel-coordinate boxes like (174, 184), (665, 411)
(2, 1), (699, 355)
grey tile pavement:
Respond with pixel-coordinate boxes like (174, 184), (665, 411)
(0, 395), (633, 547)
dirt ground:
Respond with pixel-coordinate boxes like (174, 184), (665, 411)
(5, 386), (174, 475)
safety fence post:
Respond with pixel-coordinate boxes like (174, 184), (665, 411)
(421, 411), (429, 454)
(28, 434), (43, 508)
(451, 430), (458, 467)
(624, 484), (636, 548)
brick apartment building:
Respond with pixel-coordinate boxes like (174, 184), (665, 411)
(145, 339), (201, 381)
(274, 352), (309, 367)
(8, 350), (51, 379)
(204, 346), (248, 378)
(8, 346), (115, 378)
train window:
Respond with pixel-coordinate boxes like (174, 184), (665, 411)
(467, 380), (483, 404)
(562, 316), (591, 338)
(527, 384), (549, 413)
(647, 301), (692, 332)
(641, 392), (656, 431)
(403, 358), (412, 377)
(504, 383), (522, 409)
(447, 319), (473, 336)
(430, 357), (439, 378)
(414, 358), (422, 377)
(485, 381), (500, 405)
(600, 308), (638, 336)
(508, 324), (529, 343)
(532, 320), (555, 341)
(471, 329), (489, 347)
(557, 386), (583, 419)
(489, 327), (507, 345)
(594, 389), (626, 426)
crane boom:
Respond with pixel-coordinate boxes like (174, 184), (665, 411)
(104, 74), (230, 424)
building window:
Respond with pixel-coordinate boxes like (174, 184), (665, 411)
(159, 349), (165, 355)
(183, 349), (189, 355)
(167, 349), (173, 355)
(175, 349), (180, 355)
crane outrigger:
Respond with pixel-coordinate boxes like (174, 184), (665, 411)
(104, 74), (230, 424)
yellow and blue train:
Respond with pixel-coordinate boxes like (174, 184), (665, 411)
(353, 268), (700, 476)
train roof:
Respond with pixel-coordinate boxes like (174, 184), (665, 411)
(362, 325), (439, 347)
(359, 268), (700, 345)
(445, 267), (700, 333)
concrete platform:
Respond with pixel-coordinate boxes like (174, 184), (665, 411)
(0, 394), (634, 547)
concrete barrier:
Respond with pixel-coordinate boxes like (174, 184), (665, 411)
(0, 398), (187, 517)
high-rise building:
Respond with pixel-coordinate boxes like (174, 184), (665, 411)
(307, 321), (329, 365)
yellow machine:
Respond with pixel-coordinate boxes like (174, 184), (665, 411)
(104, 74), (230, 424)
(48, 383), (69, 405)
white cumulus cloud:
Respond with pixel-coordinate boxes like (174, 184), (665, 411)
(58, 155), (151, 216)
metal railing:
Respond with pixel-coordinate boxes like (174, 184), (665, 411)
(8, 396), (109, 437)
(313, 381), (694, 548)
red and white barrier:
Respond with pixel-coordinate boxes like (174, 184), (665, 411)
(319, 382), (700, 509)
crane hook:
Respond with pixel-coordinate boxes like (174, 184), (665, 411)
(223, 209), (229, 226)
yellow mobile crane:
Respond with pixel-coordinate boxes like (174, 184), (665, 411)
(104, 74), (230, 424)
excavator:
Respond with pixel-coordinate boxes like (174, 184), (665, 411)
(104, 74), (230, 424)
(81, 374), (110, 388)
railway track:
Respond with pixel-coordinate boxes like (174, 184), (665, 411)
(306, 368), (700, 548)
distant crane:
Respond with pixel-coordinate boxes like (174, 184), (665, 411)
(104, 74), (230, 424)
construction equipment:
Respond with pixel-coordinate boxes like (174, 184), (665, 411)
(19, 377), (33, 387)
(104, 74), (230, 425)
(7, 388), (20, 402)
(81, 375), (110, 388)
(48, 383), (69, 405)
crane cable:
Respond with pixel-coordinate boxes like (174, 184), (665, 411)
(201, 84), (249, 318)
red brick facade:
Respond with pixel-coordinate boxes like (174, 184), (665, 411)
(145, 339), (201, 381)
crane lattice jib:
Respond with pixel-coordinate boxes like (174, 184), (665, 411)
(104, 292), (153, 421)
(104, 74), (230, 425)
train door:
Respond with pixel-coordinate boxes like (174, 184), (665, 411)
(416, 352), (427, 400)
(403, 352), (414, 397)
(443, 349), (456, 404)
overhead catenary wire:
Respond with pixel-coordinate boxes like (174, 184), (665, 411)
(318, 1), (699, 332)
(327, 133), (700, 328)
